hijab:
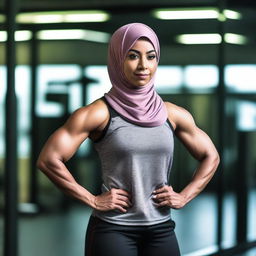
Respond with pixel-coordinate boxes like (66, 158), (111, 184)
(104, 23), (168, 127)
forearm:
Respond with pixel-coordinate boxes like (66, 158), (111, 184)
(180, 154), (219, 204)
(37, 158), (96, 208)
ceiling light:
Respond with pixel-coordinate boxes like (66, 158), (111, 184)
(223, 10), (242, 20)
(176, 34), (222, 44)
(18, 14), (63, 24)
(224, 33), (248, 45)
(82, 30), (110, 43)
(153, 8), (218, 20)
(17, 10), (110, 24)
(37, 29), (110, 43)
(176, 33), (248, 45)
(0, 30), (32, 42)
(64, 12), (109, 23)
(37, 30), (84, 40)
(152, 7), (241, 20)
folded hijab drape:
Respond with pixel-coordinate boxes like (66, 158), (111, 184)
(104, 23), (168, 127)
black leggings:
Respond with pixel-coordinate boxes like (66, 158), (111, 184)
(85, 216), (180, 256)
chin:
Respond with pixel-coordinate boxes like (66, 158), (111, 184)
(129, 78), (150, 87)
(134, 80), (149, 87)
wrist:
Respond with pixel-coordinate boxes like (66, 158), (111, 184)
(81, 191), (97, 209)
(90, 195), (97, 210)
(179, 191), (189, 204)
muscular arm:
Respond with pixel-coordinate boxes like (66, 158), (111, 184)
(37, 99), (132, 212)
(37, 100), (109, 208)
(154, 102), (220, 208)
(174, 104), (219, 203)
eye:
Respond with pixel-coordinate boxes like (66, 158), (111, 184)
(128, 53), (139, 60)
(147, 54), (156, 60)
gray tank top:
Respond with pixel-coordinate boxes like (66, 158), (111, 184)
(92, 99), (174, 226)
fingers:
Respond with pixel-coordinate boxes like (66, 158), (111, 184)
(111, 188), (132, 204)
(117, 195), (132, 207)
(115, 189), (130, 198)
(115, 205), (127, 213)
(152, 186), (186, 209)
(153, 192), (169, 200)
(153, 185), (173, 194)
(153, 186), (174, 200)
(157, 200), (168, 207)
(152, 185), (183, 209)
(116, 199), (131, 212)
(157, 200), (178, 209)
(157, 199), (183, 209)
(95, 188), (132, 213)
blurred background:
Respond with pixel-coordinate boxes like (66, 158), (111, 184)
(0, 0), (256, 255)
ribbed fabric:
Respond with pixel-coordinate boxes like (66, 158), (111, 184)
(92, 104), (174, 226)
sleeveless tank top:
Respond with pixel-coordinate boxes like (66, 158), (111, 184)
(92, 98), (174, 226)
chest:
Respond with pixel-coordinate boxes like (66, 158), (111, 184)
(102, 116), (174, 157)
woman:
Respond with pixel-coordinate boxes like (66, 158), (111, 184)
(37, 23), (220, 256)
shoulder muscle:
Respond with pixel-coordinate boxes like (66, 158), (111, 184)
(164, 101), (196, 132)
(64, 98), (109, 136)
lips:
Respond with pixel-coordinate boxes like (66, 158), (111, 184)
(135, 73), (149, 79)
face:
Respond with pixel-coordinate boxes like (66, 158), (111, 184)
(123, 39), (158, 87)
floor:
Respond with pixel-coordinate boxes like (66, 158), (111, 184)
(234, 248), (256, 256)
(0, 192), (255, 256)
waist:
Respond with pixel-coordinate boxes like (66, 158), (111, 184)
(92, 192), (171, 226)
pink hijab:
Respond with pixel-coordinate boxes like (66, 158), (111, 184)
(104, 23), (168, 127)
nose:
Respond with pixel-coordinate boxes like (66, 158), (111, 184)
(138, 56), (148, 70)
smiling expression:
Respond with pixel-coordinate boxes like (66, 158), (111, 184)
(123, 38), (158, 87)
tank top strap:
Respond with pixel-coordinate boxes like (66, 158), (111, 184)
(101, 96), (119, 118)
(92, 97), (118, 143)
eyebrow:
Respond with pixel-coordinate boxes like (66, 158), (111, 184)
(128, 49), (156, 54)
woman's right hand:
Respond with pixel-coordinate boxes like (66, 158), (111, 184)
(93, 188), (132, 213)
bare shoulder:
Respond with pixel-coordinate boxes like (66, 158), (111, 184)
(64, 98), (109, 134)
(164, 101), (196, 131)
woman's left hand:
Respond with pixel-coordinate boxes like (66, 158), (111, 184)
(153, 185), (187, 209)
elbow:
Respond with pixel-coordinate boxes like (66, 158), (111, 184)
(212, 151), (220, 171)
(36, 158), (47, 173)
(201, 150), (220, 172)
(36, 155), (54, 174)
(36, 155), (62, 175)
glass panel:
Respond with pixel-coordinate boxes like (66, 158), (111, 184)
(224, 1), (256, 247)
(225, 65), (256, 93)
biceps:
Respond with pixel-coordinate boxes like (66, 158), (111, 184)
(39, 127), (88, 163)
